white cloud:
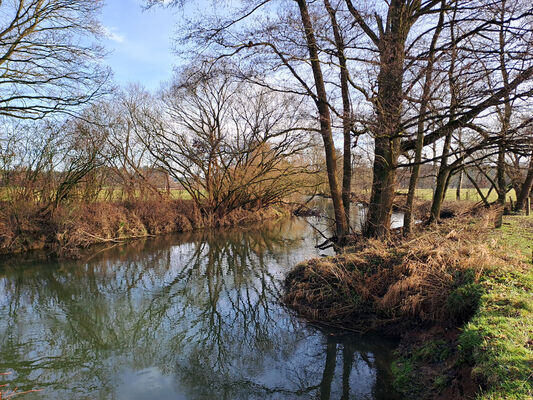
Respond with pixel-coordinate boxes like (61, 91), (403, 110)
(102, 26), (126, 43)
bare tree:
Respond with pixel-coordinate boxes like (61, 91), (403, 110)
(0, 0), (109, 120)
(135, 68), (315, 221)
(153, 0), (533, 238)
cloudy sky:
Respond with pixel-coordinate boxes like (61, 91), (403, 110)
(100, 0), (182, 90)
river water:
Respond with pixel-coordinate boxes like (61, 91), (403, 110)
(0, 208), (402, 400)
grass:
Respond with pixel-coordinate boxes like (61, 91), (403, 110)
(390, 215), (532, 399)
(397, 188), (516, 203)
(284, 209), (501, 330)
(392, 339), (454, 396)
(459, 216), (533, 400)
(2, 186), (513, 204)
(96, 188), (193, 201)
(0, 187), (194, 202)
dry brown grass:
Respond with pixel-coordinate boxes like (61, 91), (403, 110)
(0, 198), (287, 258)
(0, 201), (49, 255)
(52, 200), (197, 256)
(285, 206), (503, 331)
(0, 199), (199, 257)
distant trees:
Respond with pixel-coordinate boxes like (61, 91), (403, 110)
(0, 0), (110, 210)
(0, 116), (107, 209)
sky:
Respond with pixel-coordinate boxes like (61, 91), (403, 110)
(100, 0), (182, 90)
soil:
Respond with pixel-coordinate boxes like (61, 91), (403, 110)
(397, 326), (479, 400)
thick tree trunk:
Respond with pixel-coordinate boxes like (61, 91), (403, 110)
(325, 0), (352, 230)
(515, 156), (533, 212)
(430, 167), (451, 222)
(364, 24), (405, 238)
(430, 130), (453, 223)
(365, 136), (400, 238)
(296, 0), (348, 241)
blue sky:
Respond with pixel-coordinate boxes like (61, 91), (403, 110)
(100, 0), (181, 90)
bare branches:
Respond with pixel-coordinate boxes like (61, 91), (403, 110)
(0, 0), (110, 120)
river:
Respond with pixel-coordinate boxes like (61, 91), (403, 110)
(0, 206), (402, 399)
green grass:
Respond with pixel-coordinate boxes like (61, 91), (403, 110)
(94, 188), (193, 201)
(397, 188), (516, 203)
(459, 216), (533, 399)
(391, 339), (454, 396)
(391, 216), (532, 399)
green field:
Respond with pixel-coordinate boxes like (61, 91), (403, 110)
(397, 188), (516, 203)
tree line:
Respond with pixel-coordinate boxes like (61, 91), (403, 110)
(1, 0), (533, 241)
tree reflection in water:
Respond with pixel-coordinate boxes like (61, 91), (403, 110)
(0, 218), (400, 399)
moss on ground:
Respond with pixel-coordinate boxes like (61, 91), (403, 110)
(391, 215), (532, 399)
(459, 216), (533, 400)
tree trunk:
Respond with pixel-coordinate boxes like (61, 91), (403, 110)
(364, 16), (405, 238)
(495, 1), (512, 228)
(296, 0), (348, 241)
(430, 130), (453, 223)
(456, 167), (463, 201)
(365, 136), (400, 238)
(430, 6), (458, 224)
(403, 1), (445, 236)
(495, 144), (507, 228)
(515, 155), (533, 212)
(325, 0), (352, 230)
(430, 167), (451, 222)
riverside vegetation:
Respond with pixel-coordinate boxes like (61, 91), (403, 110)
(0, 197), (289, 258)
(284, 205), (533, 399)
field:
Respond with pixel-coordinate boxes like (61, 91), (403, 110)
(396, 188), (517, 203)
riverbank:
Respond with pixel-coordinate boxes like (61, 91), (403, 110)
(0, 199), (288, 258)
(284, 209), (532, 399)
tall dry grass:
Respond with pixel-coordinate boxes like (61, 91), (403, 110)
(0, 198), (288, 258)
(0, 199), (198, 257)
(285, 206), (503, 331)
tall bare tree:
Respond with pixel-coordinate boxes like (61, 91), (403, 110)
(154, 0), (533, 239)
(136, 68), (315, 220)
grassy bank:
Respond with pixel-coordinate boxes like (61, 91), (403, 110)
(284, 210), (532, 399)
(0, 199), (288, 258)
(458, 216), (532, 399)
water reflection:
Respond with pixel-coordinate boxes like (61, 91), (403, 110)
(0, 218), (400, 399)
